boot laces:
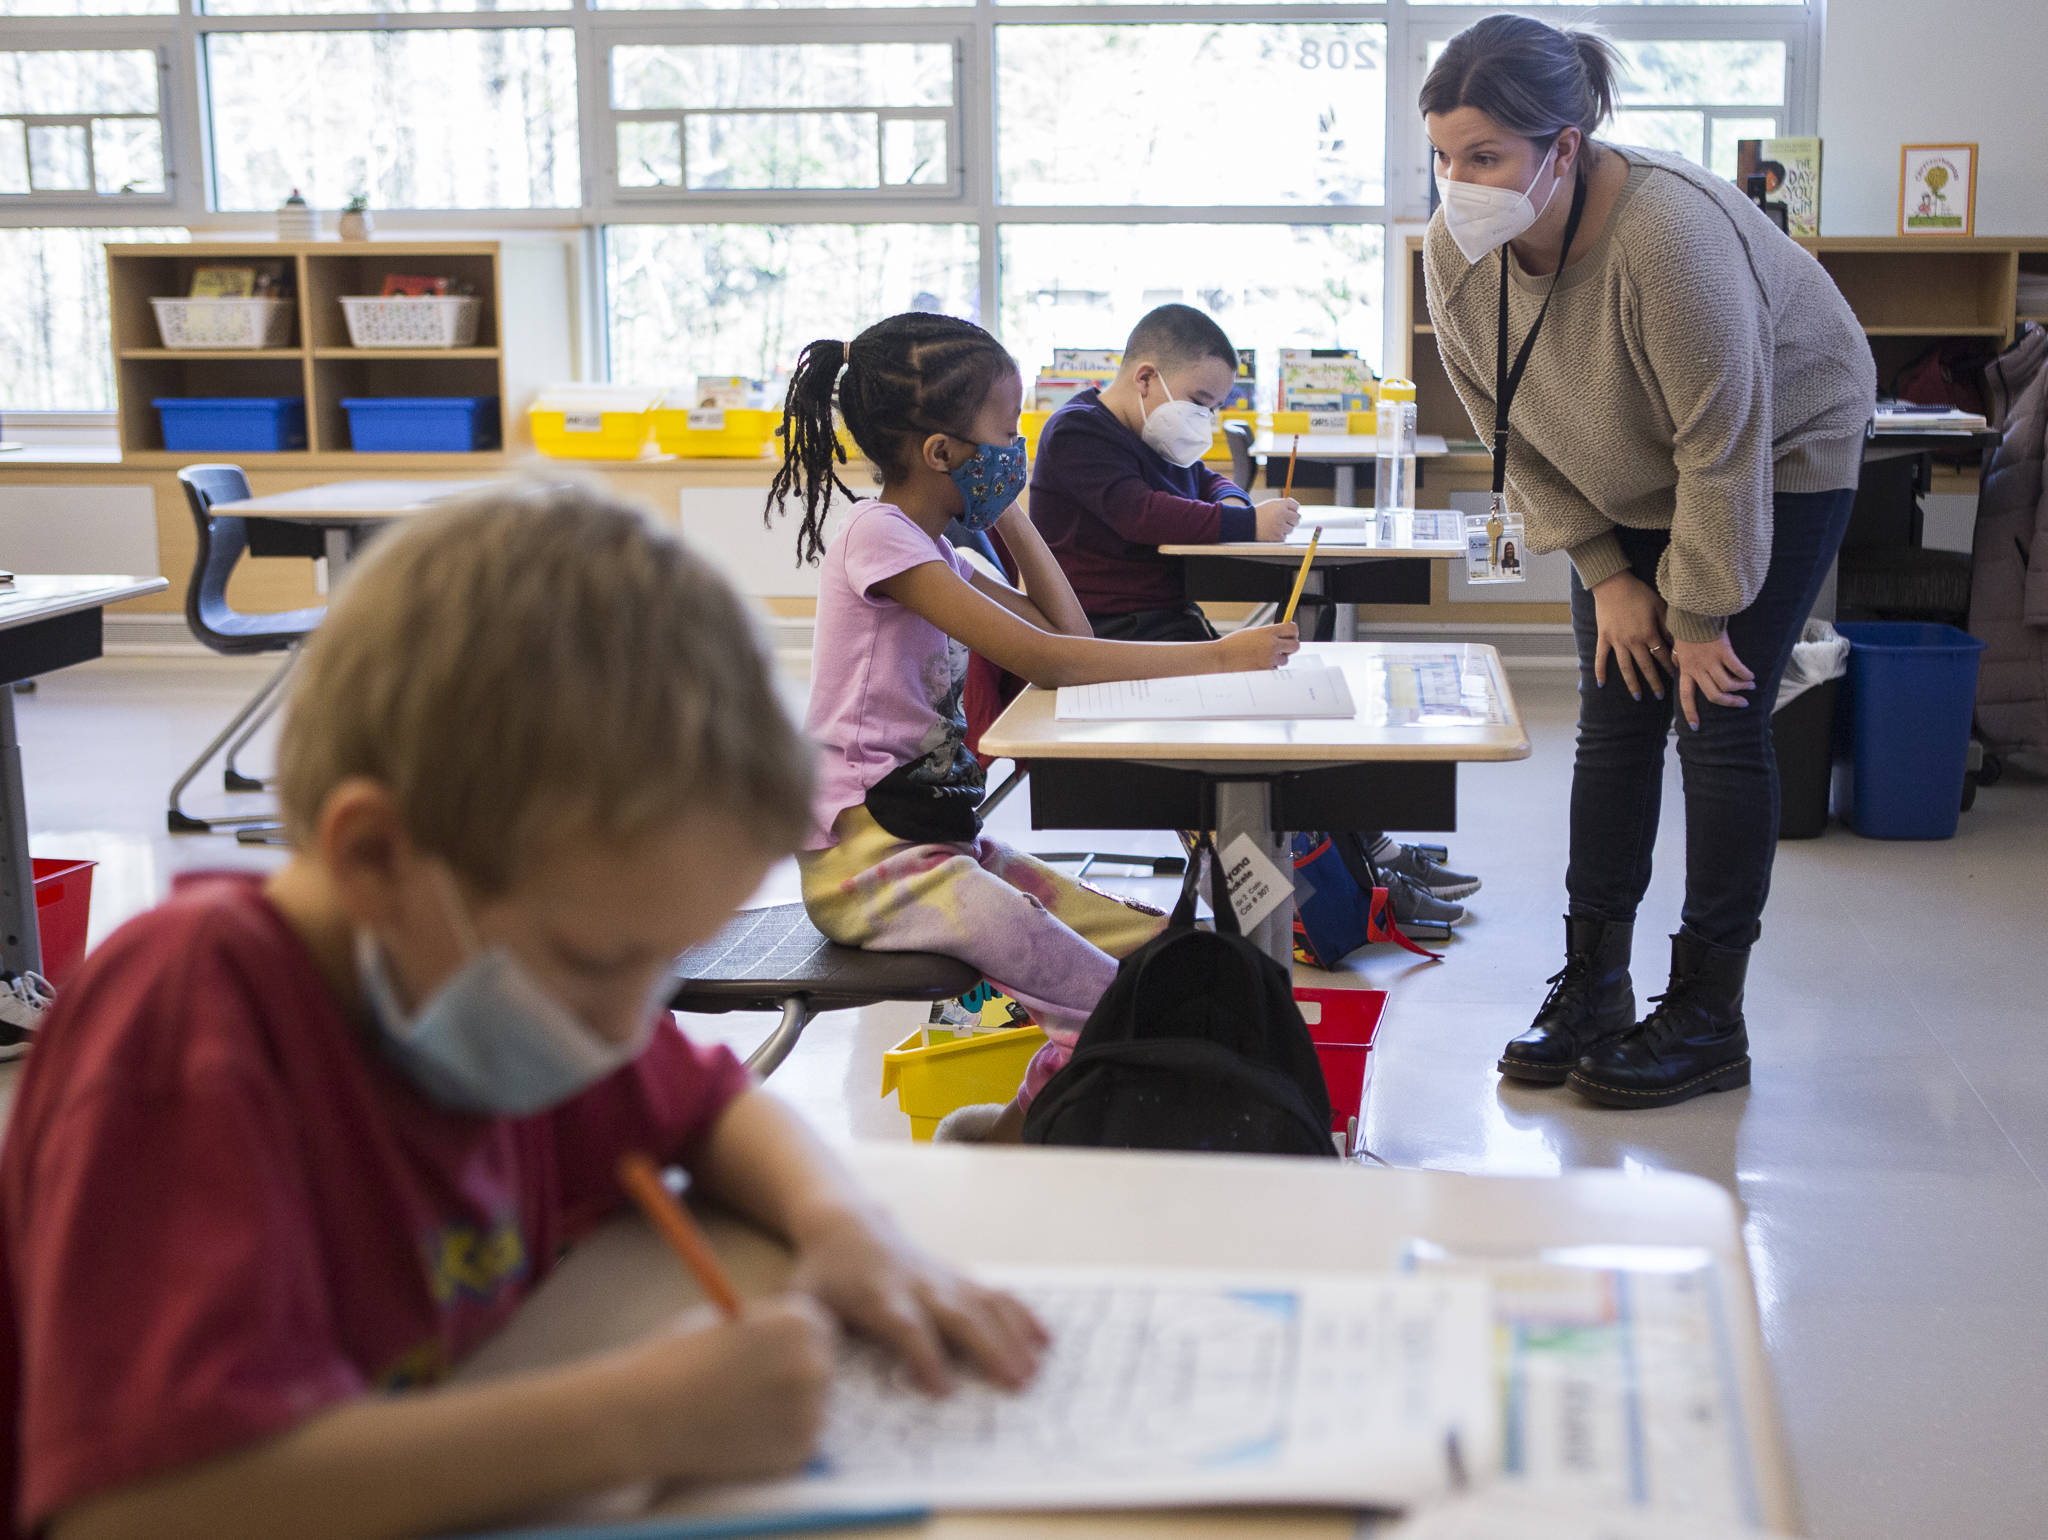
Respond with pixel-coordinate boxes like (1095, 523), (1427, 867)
(1537, 953), (1597, 1017)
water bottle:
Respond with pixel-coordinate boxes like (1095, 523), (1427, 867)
(1373, 378), (1417, 517)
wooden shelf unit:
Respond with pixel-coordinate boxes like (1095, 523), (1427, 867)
(1406, 234), (2048, 462)
(104, 240), (559, 460)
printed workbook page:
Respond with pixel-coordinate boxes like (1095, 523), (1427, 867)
(1055, 666), (1355, 722)
(676, 1266), (1495, 1514)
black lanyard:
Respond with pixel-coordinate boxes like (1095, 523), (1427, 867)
(1493, 168), (1590, 496)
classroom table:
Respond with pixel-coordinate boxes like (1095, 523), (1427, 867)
(977, 641), (1528, 968)
(0, 575), (169, 977)
(209, 478), (502, 574)
(1161, 510), (1466, 642)
(1252, 432), (1452, 506)
(451, 1142), (1800, 1538)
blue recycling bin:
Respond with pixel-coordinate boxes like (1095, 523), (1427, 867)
(1830, 622), (1986, 840)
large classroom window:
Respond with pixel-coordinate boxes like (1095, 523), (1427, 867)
(0, 3), (1819, 412)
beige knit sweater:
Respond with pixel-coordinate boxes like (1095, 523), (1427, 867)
(1423, 146), (1876, 641)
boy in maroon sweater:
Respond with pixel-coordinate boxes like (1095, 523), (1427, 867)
(1029, 305), (1480, 915)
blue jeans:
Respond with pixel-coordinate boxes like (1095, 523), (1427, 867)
(1565, 488), (1857, 949)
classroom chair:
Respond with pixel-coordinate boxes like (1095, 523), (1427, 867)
(946, 518), (1185, 880)
(169, 465), (327, 835)
(1224, 419), (1257, 492)
(670, 903), (979, 1078)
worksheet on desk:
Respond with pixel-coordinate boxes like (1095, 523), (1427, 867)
(1055, 664), (1355, 722)
(680, 1266), (1495, 1514)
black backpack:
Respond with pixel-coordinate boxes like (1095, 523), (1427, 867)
(1021, 838), (1336, 1157)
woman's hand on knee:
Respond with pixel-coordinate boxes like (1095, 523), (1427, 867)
(1672, 634), (1757, 730)
(1590, 572), (1671, 701)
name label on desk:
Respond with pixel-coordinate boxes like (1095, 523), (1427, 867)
(1220, 834), (1294, 932)
(688, 408), (727, 431)
(1307, 410), (1349, 433)
(563, 411), (605, 433)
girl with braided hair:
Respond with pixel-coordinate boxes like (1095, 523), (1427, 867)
(769, 312), (1297, 1139)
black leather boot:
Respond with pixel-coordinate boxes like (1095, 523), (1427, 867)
(1569, 930), (1752, 1108)
(1498, 914), (1636, 1084)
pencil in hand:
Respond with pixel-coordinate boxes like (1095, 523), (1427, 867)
(617, 1151), (745, 1318)
(1281, 527), (1320, 626)
(1282, 434), (1300, 500)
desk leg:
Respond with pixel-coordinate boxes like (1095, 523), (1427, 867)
(1334, 465), (1357, 505)
(1214, 779), (1295, 972)
(323, 526), (352, 578)
(0, 688), (42, 979)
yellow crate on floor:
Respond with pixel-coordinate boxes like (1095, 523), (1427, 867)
(530, 386), (660, 460)
(653, 405), (780, 458)
(881, 1023), (1046, 1141)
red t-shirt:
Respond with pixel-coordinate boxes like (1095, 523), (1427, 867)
(0, 872), (752, 1537)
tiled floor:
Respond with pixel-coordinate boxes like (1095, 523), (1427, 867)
(15, 654), (2048, 1539)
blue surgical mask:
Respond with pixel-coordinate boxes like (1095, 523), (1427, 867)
(355, 872), (667, 1116)
(948, 434), (1028, 532)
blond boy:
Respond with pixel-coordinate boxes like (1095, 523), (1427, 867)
(0, 485), (1042, 1540)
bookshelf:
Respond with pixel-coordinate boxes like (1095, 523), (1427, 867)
(106, 240), (571, 465)
(1405, 234), (2048, 456)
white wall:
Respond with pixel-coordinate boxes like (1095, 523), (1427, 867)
(1820, 0), (2048, 235)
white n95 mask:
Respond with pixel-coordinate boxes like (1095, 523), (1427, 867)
(357, 870), (666, 1116)
(1139, 378), (1217, 468)
(1441, 143), (1563, 265)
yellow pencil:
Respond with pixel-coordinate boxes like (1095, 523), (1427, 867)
(618, 1151), (745, 1318)
(1281, 527), (1320, 625)
(1282, 435), (1300, 499)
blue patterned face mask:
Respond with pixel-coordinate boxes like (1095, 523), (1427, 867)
(948, 434), (1028, 532)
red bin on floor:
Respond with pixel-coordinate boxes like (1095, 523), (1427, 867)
(32, 857), (96, 989)
(1295, 986), (1386, 1147)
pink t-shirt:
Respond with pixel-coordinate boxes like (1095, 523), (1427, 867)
(805, 500), (985, 849)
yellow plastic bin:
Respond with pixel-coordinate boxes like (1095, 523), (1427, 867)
(881, 1024), (1047, 1140)
(1270, 410), (1312, 436)
(1021, 409), (1052, 454)
(529, 386), (660, 460)
(653, 405), (780, 459)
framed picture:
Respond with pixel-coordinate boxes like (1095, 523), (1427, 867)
(1900, 143), (1977, 236)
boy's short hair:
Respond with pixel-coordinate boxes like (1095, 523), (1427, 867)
(276, 480), (812, 892)
(1120, 304), (1238, 376)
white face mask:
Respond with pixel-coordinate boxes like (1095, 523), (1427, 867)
(1138, 376), (1217, 468)
(1440, 142), (1564, 265)
(357, 870), (666, 1116)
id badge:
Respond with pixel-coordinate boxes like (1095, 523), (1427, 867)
(1464, 494), (1527, 585)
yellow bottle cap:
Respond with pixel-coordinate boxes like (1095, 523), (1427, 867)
(1379, 377), (1417, 403)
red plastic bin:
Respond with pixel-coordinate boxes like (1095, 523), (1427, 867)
(32, 857), (96, 989)
(1295, 986), (1385, 1148)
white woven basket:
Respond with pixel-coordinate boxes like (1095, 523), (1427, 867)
(150, 297), (296, 350)
(338, 295), (483, 349)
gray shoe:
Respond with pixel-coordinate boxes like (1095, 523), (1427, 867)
(0, 970), (54, 1062)
(1376, 841), (1482, 902)
(1384, 869), (1465, 931)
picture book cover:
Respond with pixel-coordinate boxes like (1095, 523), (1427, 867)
(1736, 137), (1821, 237)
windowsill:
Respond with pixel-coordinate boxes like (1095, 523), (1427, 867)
(0, 415), (119, 447)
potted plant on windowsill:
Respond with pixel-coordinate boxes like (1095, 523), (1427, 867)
(339, 193), (373, 242)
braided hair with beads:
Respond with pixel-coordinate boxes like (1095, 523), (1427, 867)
(766, 312), (1017, 567)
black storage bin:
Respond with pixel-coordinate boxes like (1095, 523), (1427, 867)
(1773, 676), (1841, 839)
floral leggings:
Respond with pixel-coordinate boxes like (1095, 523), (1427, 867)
(798, 806), (1167, 1105)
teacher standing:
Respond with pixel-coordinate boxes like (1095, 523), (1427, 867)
(1419, 15), (1875, 1108)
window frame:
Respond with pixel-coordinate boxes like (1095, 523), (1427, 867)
(0, 33), (180, 210)
(0, 1), (1824, 408)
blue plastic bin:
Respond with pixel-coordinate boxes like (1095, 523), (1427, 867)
(153, 397), (306, 453)
(1830, 622), (1987, 840)
(340, 396), (500, 453)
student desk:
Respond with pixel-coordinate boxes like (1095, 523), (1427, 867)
(1251, 432), (1452, 506)
(210, 478), (501, 574)
(453, 1143), (1800, 1537)
(1160, 514), (1465, 641)
(0, 575), (169, 976)
(976, 642), (1528, 968)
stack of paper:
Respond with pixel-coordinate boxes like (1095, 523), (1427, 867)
(1873, 404), (1987, 433)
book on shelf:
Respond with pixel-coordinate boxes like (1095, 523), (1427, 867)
(1736, 138), (1822, 238)
(1277, 348), (1375, 413)
(1873, 401), (1987, 433)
